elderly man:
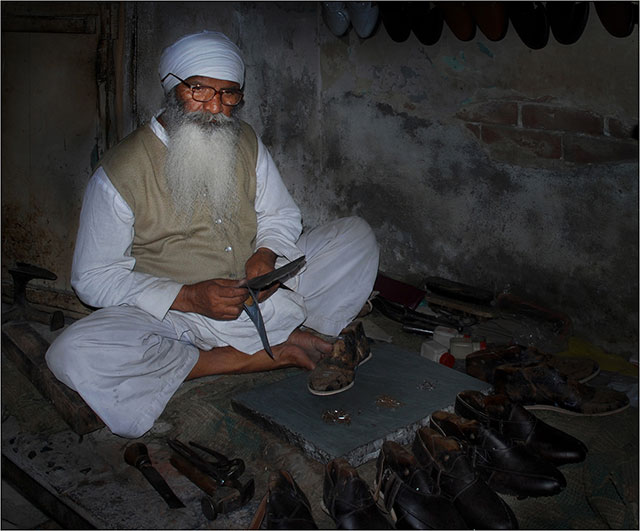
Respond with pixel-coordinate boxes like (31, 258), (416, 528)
(45, 31), (379, 438)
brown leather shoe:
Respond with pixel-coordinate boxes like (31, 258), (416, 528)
(493, 363), (630, 416)
(466, 344), (600, 384)
(308, 321), (371, 396)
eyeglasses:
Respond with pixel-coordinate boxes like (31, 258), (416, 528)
(161, 73), (244, 106)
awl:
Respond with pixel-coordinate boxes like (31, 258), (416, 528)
(124, 442), (185, 509)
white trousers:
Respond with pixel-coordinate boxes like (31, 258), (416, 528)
(45, 217), (379, 438)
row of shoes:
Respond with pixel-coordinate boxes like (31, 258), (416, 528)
(322, 2), (636, 48)
(250, 390), (587, 529)
(322, 2), (379, 39)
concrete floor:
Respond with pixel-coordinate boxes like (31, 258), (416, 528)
(1, 479), (61, 530)
(1, 305), (638, 529)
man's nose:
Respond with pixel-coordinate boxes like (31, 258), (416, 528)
(203, 94), (223, 114)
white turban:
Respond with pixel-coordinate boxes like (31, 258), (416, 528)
(158, 30), (245, 92)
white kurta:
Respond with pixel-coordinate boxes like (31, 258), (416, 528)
(46, 115), (379, 438)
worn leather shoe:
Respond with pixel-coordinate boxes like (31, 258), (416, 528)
(323, 458), (391, 529)
(250, 469), (317, 529)
(466, 344), (600, 384)
(455, 390), (588, 465)
(308, 321), (371, 396)
(430, 410), (566, 498)
(374, 440), (467, 529)
(412, 427), (519, 529)
(493, 363), (630, 416)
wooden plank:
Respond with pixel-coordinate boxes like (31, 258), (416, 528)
(425, 292), (499, 318)
(1, 322), (104, 435)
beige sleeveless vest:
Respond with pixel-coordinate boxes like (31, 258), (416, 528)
(101, 120), (258, 284)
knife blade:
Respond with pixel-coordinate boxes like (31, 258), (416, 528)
(243, 286), (274, 359)
(242, 256), (306, 360)
(247, 256), (306, 291)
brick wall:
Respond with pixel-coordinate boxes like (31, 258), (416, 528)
(457, 100), (638, 166)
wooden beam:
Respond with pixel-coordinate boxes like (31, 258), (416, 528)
(1, 322), (104, 435)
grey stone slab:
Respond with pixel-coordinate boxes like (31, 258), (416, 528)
(231, 342), (490, 466)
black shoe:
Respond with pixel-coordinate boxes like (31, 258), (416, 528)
(430, 411), (566, 498)
(323, 458), (392, 529)
(250, 470), (317, 529)
(375, 440), (467, 529)
(455, 390), (588, 465)
(412, 427), (519, 530)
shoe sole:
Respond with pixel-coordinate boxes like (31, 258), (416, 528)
(523, 400), (630, 416)
(307, 352), (373, 396)
(577, 365), (600, 383)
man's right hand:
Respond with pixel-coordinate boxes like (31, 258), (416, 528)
(171, 279), (249, 320)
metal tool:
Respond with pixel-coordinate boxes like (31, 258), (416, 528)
(2, 262), (65, 331)
(242, 256), (306, 359)
(124, 442), (185, 509)
(168, 439), (254, 521)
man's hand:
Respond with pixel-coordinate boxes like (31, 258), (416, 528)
(172, 278), (248, 320)
(244, 247), (278, 303)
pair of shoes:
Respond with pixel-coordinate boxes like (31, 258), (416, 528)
(430, 410), (566, 498)
(374, 440), (468, 529)
(323, 458), (392, 529)
(412, 427), (519, 529)
(250, 470), (317, 529)
(493, 363), (630, 416)
(322, 2), (379, 38)
(466, 344), (600, 384)
(455, 390), (588, 466)
(308, 321), (371, 396)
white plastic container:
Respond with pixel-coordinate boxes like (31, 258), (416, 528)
(420, 340), (455, 367)
(433, 326), (461, 347)
(449, 337), (487, 359)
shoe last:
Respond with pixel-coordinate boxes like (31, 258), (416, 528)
(455, 390), (588, 465)
(322, 2), (352, 36)
(346, 2), (379, 39)
(323, 458), (392, 529)
(375, 440), (467, 529)
(412, 427), (519, 530)
(266, 470), (318, 529)
(430, 411), (566, 498)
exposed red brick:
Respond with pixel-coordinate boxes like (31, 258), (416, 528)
(465, 122), (481, 138)
(564, 135), (638, 164)
(456, 101), (518, 126)
(482, 125), (562, 160)
(608, 117), (637, 139)
(521, 104), (603, 135)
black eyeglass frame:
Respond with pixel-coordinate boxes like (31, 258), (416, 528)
(161, 72), (244, 106)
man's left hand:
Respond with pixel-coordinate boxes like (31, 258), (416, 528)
(244, 247), (279, 303)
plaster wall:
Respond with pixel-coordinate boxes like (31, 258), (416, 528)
(2, 2), (636, 356)
(131, 2), (638, 355)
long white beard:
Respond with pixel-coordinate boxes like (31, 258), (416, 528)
(163, 100), (240, 226)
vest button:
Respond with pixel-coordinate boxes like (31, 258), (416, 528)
(224, 246), (233, 252)
(215, 218), (223, 224)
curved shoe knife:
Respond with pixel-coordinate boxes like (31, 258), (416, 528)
(243, 256), (306, 359)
